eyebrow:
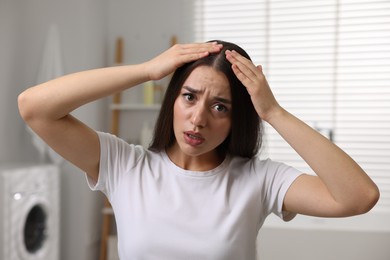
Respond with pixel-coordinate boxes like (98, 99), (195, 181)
(182, 86), (232, 104)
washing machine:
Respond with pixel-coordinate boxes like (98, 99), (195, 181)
(0, 164), (60, 260)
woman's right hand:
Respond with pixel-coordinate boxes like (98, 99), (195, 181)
(145, 42), (223, 80)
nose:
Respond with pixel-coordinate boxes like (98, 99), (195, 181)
(191, 104), (207, 129)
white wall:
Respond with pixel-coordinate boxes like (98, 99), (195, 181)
(0, 0), (31, 163)
(0, 0), (107, 260)
(107, 0), (195, 65)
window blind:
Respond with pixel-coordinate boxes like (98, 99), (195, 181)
(195, 0), (390, 213)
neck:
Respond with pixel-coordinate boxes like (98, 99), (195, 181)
(166, 143), (224, 171)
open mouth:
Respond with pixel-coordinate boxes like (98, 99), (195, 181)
(184, 131), (205, 146)
(188, 133), (202, 139)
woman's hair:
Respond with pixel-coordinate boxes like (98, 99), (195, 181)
(149, 40), (262, 158)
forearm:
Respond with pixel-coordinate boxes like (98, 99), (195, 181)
(267, 107), (379, 210)
(18, 64), (149, 121)
(19, 41), (222, 123)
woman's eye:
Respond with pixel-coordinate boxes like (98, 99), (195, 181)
(214, 104), (228, 113)
(183, 93), (195, 102)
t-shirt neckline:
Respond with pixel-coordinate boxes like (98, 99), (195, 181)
(161, 150), (231, 178)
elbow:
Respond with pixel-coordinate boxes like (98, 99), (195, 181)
(18, 90), (37, 123)
(350, 184), (380, 216)
(18, 91), (31, 121)
(361, 185), (380, 214)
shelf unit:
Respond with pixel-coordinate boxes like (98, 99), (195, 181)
(99, 37), (124, 260)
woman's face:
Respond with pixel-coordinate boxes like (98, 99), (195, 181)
(171, 66), (232, 161)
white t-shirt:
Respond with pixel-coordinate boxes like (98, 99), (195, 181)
(87, 131), (302, 260)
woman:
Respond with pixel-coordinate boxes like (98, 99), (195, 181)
(18, 40), (379, 259)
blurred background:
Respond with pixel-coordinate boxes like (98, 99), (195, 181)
(0, 0), (389, 260)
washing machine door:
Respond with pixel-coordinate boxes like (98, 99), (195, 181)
(16, 197), (51, 260)
(24, 204), (47, 254)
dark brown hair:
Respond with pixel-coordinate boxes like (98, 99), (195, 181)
(149, 40), (262, 158)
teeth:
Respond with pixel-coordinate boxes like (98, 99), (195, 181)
(188, 134), (201, 139)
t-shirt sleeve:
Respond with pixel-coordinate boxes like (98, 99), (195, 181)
(85, 131), (145, 200)
(255, 158), (303, 222)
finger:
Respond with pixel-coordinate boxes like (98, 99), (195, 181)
(227, 50), (257, 74)
(226, 52), (257, 83)
(226, 50), (261, 81)
(231, 64), (247, 82)
(180, 51), (210, 63)
(180, 42), (223, 55)
(181, 42), (222, 50)
(231, 64), (256, 89)
(174, 43), (222, 64)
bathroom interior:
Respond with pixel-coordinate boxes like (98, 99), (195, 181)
(0, 0), (389, 260)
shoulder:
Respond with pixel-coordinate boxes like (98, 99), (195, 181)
(229, 156), (301, 180)
(97, 131), (163, 172)
(97, 131), (144, 156)
(228, 156), (275, 172)
(94, 132), (164, 190)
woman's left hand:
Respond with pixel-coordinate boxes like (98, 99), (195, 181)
(225, 50), (280, 122)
